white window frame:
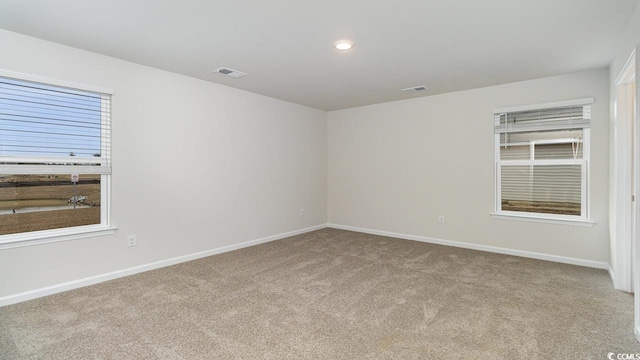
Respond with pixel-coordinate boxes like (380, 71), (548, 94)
(491, 98), (595, 227)
(0, 70), (117, 249)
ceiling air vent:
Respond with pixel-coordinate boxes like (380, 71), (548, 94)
(214, 67), (247, 79)
(401, 86), (427, 93)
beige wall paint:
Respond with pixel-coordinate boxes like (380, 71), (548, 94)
(328, 69), (610, 263)
(0, 30), (327, 297)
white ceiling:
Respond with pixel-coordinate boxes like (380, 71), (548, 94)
(0, 0), (637, 111)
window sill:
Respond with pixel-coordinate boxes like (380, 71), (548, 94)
(490, 212), (595, 227)
(0, 225), (118, 250)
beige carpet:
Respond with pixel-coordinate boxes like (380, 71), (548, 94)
(1, 228), (638, 359)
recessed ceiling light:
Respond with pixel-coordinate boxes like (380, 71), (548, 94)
(333, 40), (354, 51)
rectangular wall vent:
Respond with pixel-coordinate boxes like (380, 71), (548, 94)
(401, 86), (427, 93)
(214, 67), (247, 79)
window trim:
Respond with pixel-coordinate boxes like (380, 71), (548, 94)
(0, 224), (117, 250)
(489, 212), (595, 227)
(0, 70), (116, 246)
(0, 69), (114, 95)
(493, 99), (593, 224)
(494, 97), (593, 114)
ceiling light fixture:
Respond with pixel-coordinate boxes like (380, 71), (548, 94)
(333, 39), (354, 51)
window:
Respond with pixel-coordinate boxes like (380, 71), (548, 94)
(493, 98), (592, 222)
(0, 72), (112, 241)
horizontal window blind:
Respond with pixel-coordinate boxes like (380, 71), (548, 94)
(0, 76), (111, 174)
(500, 164), (583, 216)
(494, 100), (591, 134)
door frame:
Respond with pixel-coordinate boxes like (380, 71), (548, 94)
(613, 49), (636, 294)
(614, 48), (639, 339)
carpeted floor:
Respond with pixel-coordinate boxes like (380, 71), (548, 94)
(0, 228), (638, 359)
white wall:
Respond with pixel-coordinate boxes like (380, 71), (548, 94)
(0, 29), (327, 298)
(610, 2), (640, 85)
(609, 0), (640, 291)
(328, 69), (610, 263)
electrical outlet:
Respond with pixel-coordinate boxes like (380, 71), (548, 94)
(438, 216), (445, 224)
(300, 208), (305, 216)
(127, 235), (137, 247)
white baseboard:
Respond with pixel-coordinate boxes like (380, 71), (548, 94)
(0, 224), (327, 307)
(2, 223), (611, 307)
(327, 223), (609, 270)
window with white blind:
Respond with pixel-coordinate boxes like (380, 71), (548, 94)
(493, 98), (592, 222)
(0, 72), (113, 242)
